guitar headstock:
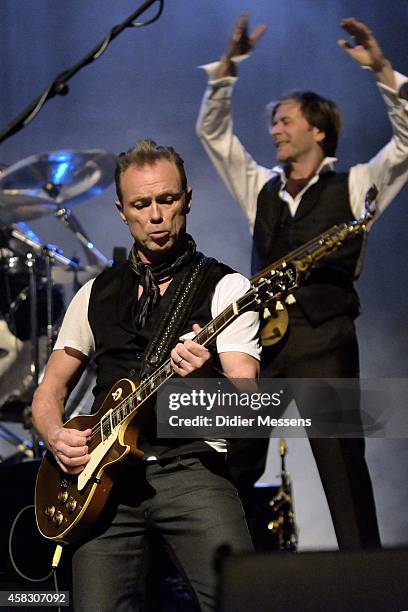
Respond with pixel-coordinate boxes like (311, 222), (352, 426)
(254, 262), (299, 307)
(237, 263), (299, 314)
(197, 263), (300, 349)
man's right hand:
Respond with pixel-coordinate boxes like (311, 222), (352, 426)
(215, 12), (267, 79)
(338, 18), (395, 89)
(48, 425), (92, 474)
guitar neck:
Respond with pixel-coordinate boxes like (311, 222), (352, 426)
(106, 191), (377, 430)
(112, 296), (254, 426)
(251, 213), (372, 284)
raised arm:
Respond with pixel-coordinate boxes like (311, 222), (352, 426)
(340, 19), (408, 220)
(338, 18), (396, 89)
(214, 12), (267, 79)
(196, 13), (271, 230)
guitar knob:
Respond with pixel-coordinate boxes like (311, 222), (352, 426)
(57, 491), (69, 504)
(45, 505), (56, 518)
(53, 511), (64, 526)
(67, 498), (77, 512)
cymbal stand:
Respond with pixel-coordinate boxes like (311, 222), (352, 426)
(4, 228), (81, 458)
(9, 226), (78, 359)
(55, 207), (112, 267)
(22, 252), (44, 458)
(19, 248), (59, 456)
(42, 243), (69, 359)
(43, 246), (55, 360)
(9, 223), (81, 268)
(26, 254), (39, 388)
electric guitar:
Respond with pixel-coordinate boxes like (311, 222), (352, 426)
(35, 193), (376, 544)
(254, 186), (378, 347)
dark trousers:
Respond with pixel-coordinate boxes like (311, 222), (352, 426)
(72, 454), (253, 612)
(228, 304), (381, 550)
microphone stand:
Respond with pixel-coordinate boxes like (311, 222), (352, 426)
(0, 0), (163, 145)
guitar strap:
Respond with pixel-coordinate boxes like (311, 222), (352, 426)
(139, 252), (216, 381)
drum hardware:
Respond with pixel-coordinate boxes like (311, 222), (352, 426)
(0, 423), (35, 463)
(7, 223), (99, 291)
(1, 264), (65, 343)
(0, 145), (117, 343)
(0, 148), (116, 459)
(2, 246), (76, 457)
(8, 223), (80, 268)
(20, 252), (46, 458)
(33, 247), (61, 361)
(0, 148), (114, 284)
(0, 237), (79, 457)
(0, 149), (116, 225)
(55, 207), (112, 267)
(26, 253), (39, 385)
(1, 243), (71, 337)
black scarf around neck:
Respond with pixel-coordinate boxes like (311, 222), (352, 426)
(128, 233), (196, 327)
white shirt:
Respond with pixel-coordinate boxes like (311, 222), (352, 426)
(54, 271), (260, 456)
(196, 63), (408, 232)
(54, 272), (261, 362)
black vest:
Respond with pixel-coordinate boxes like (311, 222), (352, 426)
(88, 256), (233, 457)
(252, 171), (363, 325)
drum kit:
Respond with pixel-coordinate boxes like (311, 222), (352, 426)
(0, 148), (117, 462)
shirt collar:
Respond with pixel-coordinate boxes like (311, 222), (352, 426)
(272, 156), (338, 184)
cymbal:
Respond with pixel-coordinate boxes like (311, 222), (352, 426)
(0, 149), (116, 225)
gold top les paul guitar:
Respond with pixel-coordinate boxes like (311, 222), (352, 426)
(35, 189), (376, 545)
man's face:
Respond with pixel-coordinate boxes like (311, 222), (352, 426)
(116, 159), (191, 265)
(269, 100), (325, 164)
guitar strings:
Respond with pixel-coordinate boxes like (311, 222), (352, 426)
(84, 301), (243, 447)
(250, 213), (369, 284)
(84, 218), (361, 446)
(83, 211), (371, 447)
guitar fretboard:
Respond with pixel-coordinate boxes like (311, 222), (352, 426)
(93, 294), (257, 442)
(90, 195), (376, 445)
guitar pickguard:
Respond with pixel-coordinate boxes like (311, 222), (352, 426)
(78, 423), (119, 491)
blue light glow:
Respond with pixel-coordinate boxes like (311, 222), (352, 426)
(51, 161), (71, 184)
(16, 222), (41, 243)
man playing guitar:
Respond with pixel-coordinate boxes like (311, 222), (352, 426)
(32, 139), (260, 612)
